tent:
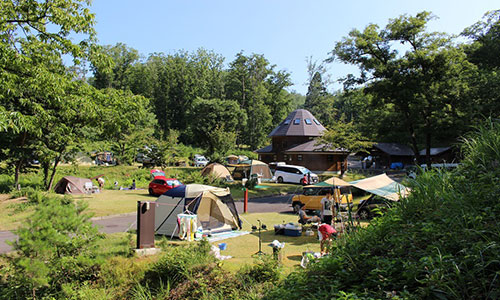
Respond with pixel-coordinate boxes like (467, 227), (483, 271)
(232, 159), (274, 182)
(155, 184), (242, 237)
(349, 173), (410, 201)
(201, 163), (233, 181)
(54, 176), (93, 194)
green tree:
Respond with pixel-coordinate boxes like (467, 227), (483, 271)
(0, 0), (100, 190)
(188, 97), (246, 155)
(329, 12), (473, 165)
(4, 195), (101, 299)
(90, 43), (141, 90)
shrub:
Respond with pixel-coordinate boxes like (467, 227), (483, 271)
(0, 194), (103, 299)
(138, 239), (214, 294)
(239, 255), (282, 284)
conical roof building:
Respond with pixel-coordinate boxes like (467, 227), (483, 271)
(256, 109), (348, 172)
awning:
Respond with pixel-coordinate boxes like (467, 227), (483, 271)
(349, 173), (410, 201)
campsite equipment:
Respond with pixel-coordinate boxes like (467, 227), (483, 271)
(200, 163), (233, 181)
(54, 176), (93, 194)
(137, 201), (156, 249)
(218, 243), (227, 251)
(155, 184), (241, 238)
(252, 220), (267, 255)
(284, 223), (302, 237)
(232, 159), (274, 182)
(269, 240), (285, 261)
(349, 173), (410, 201)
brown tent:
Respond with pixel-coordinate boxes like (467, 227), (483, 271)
(54, 176), (92, 194)
(232, 159), (273, 182)
(201, 163), (233, 181)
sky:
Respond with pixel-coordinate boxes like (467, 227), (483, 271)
(88, 0), (498, 95)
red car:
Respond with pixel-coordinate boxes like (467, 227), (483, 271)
(148, 176), (182, 196)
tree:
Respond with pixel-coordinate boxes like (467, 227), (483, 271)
(329, 12), (473, 165)
(188, 97), (246, 155)
(317, 120), (373, 177)
(90, 43), (141, 90)
(4, 195), (101, 299)
(0, 0), (100, 190)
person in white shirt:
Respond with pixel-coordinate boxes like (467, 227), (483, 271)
(320, 190), (334, 225)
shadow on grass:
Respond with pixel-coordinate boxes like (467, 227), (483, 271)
(287, 255), (302, 261)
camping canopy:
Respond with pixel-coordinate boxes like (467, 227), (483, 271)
(201, 163), (233, 181)
(54, 176), (92, 194)
(349, 173), (410, 201)
(232, 159), (273, 182)
(313, 176), (351, 187)
(155, 184), (241, 237)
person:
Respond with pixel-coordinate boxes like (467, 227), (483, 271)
(318, 223), (336, 255)
(130, 179), (136, 190)
(298, 204), (320, 225)
(307, 172), (311, 185)
(97, 177), (105, 189)
(320, 190), (334, 225)
(302, 174), (308, 186)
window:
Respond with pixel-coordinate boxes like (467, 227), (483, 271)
(293, 118), (300, 125)
(153, 179), (166, 185)
(297, 154), (303, 161)
(284, 119), (291, 125)
(283, 154), (288, 161)
(305, 119), (312, 125)
(273, 155), (277, 161)
(314, 119), (321, 125)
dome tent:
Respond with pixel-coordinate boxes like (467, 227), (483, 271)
(154, 184), (241, 238)
(54, 176), (92, 194)
(231, 159), (273, 182)
(200, 163), (233, 181)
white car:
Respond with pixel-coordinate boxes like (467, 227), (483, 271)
(274, 165), (319, 184)
(194, 156), (209, 167)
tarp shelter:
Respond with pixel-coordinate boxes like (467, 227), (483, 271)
(54, 176), (93, 194)
(232, 159), (273, 182)
(310, 177), (353, 204)
(349, 173), (410, 201)
(155, 184), (242, 238)
(201, 163), (233, 181)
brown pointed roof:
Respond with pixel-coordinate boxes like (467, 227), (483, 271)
(268, 109), (326, 137)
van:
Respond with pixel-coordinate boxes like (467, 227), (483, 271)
(274, 165), (319, 184)
(194, 156), (209, 167)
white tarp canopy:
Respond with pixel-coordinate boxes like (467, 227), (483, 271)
(349, 173), (410, 201)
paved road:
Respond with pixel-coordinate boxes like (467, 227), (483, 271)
(0, 195), (294, 254)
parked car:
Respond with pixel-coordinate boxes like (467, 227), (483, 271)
(274, 165), (319, 184)
(194, 155), (209, 167)
(356, 195), (395, 220)
(268, 161), (286, 173)
(148, 177), (182, 196)
(291, 186), (353, 213)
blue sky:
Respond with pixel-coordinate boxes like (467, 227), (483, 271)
(88, 0), (498, 95)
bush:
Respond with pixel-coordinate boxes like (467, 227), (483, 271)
(239, 255), (282, 284)
(0, 194), (103, 299)
(138, 239), (214, 294)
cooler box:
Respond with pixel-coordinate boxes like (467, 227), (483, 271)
(284, 227), (302, 237)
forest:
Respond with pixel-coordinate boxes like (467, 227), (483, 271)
(1, 0), (500, 192)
